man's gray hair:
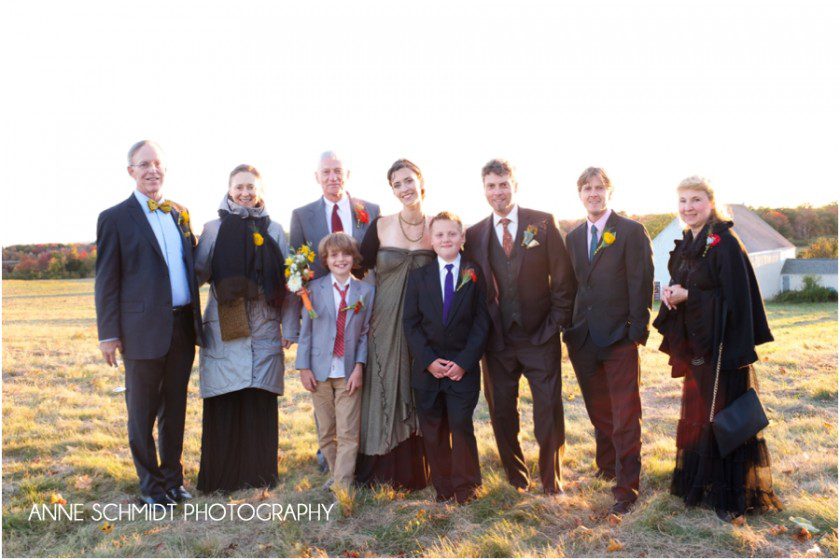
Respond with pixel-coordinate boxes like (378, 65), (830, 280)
(316, 150), (343, 169)
(127, 140), (162, 165)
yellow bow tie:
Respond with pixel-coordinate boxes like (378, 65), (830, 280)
(147, 199), (172, 213)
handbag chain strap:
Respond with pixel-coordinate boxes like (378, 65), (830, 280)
(709, 342), (724, 423)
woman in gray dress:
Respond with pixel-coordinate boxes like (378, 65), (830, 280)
(355, 159), (434, 490)
(194, 164), (296, 493)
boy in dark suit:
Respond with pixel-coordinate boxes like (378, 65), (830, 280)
(403, 212), (490, 504)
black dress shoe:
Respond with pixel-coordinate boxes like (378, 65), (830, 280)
(138, 494), (177, 508)
(166, 486), (193, 502)
(611, 500), (634, 515)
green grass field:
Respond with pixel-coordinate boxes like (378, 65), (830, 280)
(2, 279), (837, 557)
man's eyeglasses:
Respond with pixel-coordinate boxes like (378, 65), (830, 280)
(130, 161), (164, 170)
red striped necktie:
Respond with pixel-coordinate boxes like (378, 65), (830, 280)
(333, 282), (349, 357)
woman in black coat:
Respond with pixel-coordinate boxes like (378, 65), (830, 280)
(653, 176), (782, 521)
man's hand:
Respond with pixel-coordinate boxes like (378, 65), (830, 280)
(444, 362), (466, 381)
(299, 369), (318, 392)
(100, 340), (123, 367)
(346, 364), (364, 395)
(281, 338), (294, 350)
(427, 358), (451, 378)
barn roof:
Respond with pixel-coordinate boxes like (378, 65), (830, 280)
(725, 204), (796, 253)
(653, 204), (795, 254)
(781, 258), (838, 275)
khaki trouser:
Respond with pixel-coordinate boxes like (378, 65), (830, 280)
(311, 377), (362, 488)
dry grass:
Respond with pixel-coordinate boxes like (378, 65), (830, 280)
(2, 279), (837, 557)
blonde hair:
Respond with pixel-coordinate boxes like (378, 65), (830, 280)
(677, 175), (728, 224)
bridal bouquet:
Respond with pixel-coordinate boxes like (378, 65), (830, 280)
(285, 244), (317, 318)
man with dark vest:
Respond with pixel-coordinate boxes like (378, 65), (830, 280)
(564, 167), (654, 515)
(95, 140), (202, 507)
(464, 159), (575, 494)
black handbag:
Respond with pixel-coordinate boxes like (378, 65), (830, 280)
(709, 342), (769, 457)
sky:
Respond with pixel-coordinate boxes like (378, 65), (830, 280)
(1, 0), (838, 245)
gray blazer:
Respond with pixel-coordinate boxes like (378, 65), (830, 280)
(294, 274), (374, 382)
(289, 196), (380, 278)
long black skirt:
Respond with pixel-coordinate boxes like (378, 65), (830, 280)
(197, 388), (279, 493)
(354, 435), (429, 491)
(671, 363), (782, 515)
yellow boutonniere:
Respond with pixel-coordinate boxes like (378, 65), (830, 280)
(253, 232), (265, 246)
(594, 228), (616, 256)
(178, 209), (190, 226)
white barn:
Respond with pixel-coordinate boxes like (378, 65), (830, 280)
(780, 259), (838, 292)
(652, 204), (796, 300)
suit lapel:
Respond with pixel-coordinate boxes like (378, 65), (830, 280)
(445, 261), (470, 327)
(348, 196), (365, 244)
(344, 279), (359, 328)
(126, 195), (166, 263)
(311, 198), (330, 244)
(424, 263), (444, 323)
(573, 226), (590, 277)
(587, 211), (619, 281)
(321, 278), (337, 324)
(509, 207), (527, 279)
(477, 216), (499, 301)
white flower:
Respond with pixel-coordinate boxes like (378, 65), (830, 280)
(287, 276), (302, 293)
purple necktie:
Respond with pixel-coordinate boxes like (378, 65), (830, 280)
(442, 264), (454, 323)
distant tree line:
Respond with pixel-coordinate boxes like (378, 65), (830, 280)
(2, 244), (97, 279)
(2, 203), (835, 279)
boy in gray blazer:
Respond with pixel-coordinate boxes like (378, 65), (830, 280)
(295, 232), (374, 490)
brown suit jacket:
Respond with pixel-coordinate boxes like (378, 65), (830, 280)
(464, 207), (575, 352)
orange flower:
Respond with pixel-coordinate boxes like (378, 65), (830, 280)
(253, 232), (264, 247)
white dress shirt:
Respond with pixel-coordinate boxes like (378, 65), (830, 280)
(586, 208), (612, 256)
(132, 190), (191, 307)
(323, 195), (352, 233)
(437, 254), (462, 298)
(493, 204), (519, 248)
(329, 274), (352, 378)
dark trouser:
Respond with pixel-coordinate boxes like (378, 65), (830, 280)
(414, 386), (481, 503)
(568, 334), (642, 503)
(123, 309), (195, 498)
(483, 334), (565, 493)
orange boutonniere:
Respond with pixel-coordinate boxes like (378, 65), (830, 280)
(342, 298), (366, 315)
(175, 207), (191, 238)
(253, 232), (264, 246)
(702, 233), (721, 257)
(353, 201), (370, 227)
(456, 268), (478, 291)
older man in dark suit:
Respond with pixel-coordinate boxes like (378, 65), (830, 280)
(95, 140), (202, 507)
(564, 167), (654, 515)
(464, 159), (575, 495)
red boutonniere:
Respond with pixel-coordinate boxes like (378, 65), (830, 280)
(702, 233), (721, 257)
(353, 201), (370, 227)
(342, 298), (365, 315)
(456, 268), (478, 291)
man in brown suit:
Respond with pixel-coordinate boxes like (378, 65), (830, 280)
(464, 159), (575, 494)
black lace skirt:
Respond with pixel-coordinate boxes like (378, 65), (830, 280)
(671, 362), (782, 515)
(354, 435), (429, 491)
(197, 388), (279, 493)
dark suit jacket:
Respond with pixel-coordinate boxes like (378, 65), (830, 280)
(403, 259), (490, 393)
(564, 211), (654, 350)
(464, 207), (575, 352)
(95, 194), (202, 360)
(289, 196), (380, 279)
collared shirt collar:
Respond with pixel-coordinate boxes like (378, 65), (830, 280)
(330, 273), (351, 290)
(134, 189), (166, 213)
(323, 194), (350, 211)
(586, 208), (612, 232)
(493, 204), (519, 227)
(437, 253), (461, 273)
